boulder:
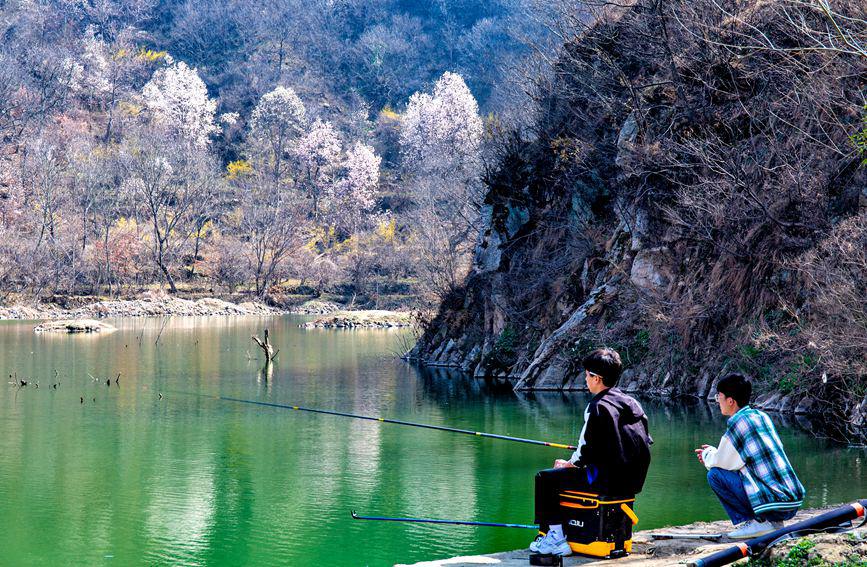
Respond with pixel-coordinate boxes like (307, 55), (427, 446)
(630, 247), (672, 290)
(535, 358), (569, 389)
(695, 371), (714, 399)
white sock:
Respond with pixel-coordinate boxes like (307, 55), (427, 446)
(548, 524), (563, 538)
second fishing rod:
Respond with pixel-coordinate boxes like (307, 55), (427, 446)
(172, 390), (578, 451)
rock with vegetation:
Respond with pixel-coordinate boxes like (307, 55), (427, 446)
(409, 0), (867, 440)
(290, 300), (344, 315)
(34, 319), (116, 333)
(303, 310), (413, 329)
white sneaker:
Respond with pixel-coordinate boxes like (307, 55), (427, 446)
(529, 533), (545, 552)
(726, 519), (775, 539)
(535, 532), (572, 556)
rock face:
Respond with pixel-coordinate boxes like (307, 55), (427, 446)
(406, 0), (865, 441)
(629, 248), (672, 291)
(34, 319), (116, 333)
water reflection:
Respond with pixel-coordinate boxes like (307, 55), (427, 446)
(0, 316), (864, 566)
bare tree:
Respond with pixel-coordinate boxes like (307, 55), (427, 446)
(121, 132), (219, 293)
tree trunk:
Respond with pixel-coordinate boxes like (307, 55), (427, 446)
(252, 329), (278, 361)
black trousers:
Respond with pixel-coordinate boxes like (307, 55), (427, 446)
(534, 466), (598, 529)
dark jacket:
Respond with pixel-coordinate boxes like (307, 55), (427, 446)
(569, 388), (652, 495)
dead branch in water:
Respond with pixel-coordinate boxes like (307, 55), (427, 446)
(251, 329), (279, 362)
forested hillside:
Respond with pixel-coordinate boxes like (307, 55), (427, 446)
(410, 0), (867, 439)
(0, 0), (554, 306)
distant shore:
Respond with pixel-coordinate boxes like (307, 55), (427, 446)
(0, 295), (415, 329)
(0, 296), (280, 320)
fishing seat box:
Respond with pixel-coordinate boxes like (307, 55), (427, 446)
(542, 491), (639, 559)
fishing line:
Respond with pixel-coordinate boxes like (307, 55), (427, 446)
(168, 390), (578, 450)
(350, 511), (536, 529)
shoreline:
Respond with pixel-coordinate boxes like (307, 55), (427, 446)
(0, 296), (282, 320)
(0, 296), (412, 326)
(398, 504), (866, 566)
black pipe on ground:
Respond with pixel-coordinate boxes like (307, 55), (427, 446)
(688, 500), (866, 567)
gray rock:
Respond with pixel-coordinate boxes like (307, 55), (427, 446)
(505, 205), (530, 238)
(473, 362), (486, 378)
(695, 371), (713, 398)
(617, 112), (639, 148)
(630, 247), (672, 290)
(461, 344), (481, 373)
(474, 205), (503, 273)
(535, 358), (569, 389)
(779, 395), (796, 414)
(794, 397), (817, 415)
(630, 208), (650, 252)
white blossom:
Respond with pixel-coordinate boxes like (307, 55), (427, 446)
(325, 142), (381, 233)
(295, 119), (343, 217)
(296, 119), (342, 184)
(400, 71), (483, 179)
(219, 112), (240, 126)
(80, 27), (112, 98)
(336, 141), (381, 213)
(249, 86), (307, 146)
(142, 61), (218, 147)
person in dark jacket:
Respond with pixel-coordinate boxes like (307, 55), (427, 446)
(530, 348), (653, 556)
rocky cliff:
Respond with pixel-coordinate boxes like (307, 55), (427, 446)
(409, 0), (867, 440)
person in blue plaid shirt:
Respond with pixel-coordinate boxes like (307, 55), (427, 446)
(695, 373), (805, 539)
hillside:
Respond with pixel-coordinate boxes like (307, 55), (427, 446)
(409, 0), (867, 440)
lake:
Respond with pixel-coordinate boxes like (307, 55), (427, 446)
(0, 316), (864, 566)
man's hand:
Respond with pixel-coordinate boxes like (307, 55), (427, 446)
(553, 459), (576, 469)
(694, 444), (710, 464)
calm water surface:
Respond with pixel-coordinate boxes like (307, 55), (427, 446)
(0, 316), (864, 566)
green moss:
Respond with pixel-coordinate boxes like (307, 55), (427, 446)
(482, 326), (519, 374)
(739, 344), (763, 359)
(746, 538), (867, 567)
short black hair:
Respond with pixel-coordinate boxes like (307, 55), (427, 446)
(582, 348), (623, 387)
(717, 373), (752, 408)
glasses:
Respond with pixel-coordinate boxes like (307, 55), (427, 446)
(585, 370), (603, 381)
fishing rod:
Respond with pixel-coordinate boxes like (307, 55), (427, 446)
(351, 510), (536, 529)
(688, 500), (867, 567)
(173, 391), (578, 451)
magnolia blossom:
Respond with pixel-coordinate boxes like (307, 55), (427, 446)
(142, 61), (218, 147)
(400, 71), (483, 179)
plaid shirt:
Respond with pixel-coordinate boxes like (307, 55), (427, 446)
(725, 406), (805, 515)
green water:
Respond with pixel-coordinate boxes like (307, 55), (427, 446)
(0, 316), (864, 566)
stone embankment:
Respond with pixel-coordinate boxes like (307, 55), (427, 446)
(303, 310), (413, 329)
(398, 505), (867, 567)
(0, 297), (279, 320)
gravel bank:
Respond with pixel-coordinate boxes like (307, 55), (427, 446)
(0, 297), (279, 320)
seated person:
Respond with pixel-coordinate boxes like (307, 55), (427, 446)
(530, 348), (653, 556)
(696, 373), (805, 539)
